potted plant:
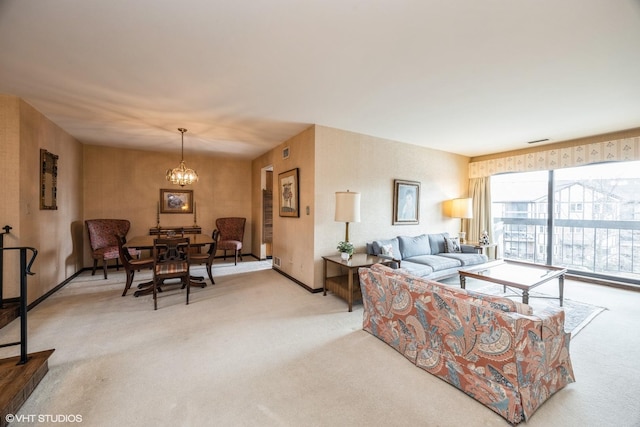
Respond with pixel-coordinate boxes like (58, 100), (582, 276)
(336, 241), (355, 260)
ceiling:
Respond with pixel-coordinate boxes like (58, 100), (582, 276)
(1, 1), (640, 159)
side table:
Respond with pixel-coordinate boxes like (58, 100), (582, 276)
(322, 253), (392, 312)
(469, 242), (498, 260)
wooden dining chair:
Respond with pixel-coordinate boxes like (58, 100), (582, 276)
(216, 217), (246, 265)
(190, 229), (220, 284)
(152, 237), (191, 310)
(117, 234), (154, 297)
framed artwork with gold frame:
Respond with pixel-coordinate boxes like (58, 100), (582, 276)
(278, 168), (299, 217)
(160, 189), (193, 214)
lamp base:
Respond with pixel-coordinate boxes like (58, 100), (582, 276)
(458, 232), (466, 244)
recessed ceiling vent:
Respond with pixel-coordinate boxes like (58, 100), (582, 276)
(526, 138), (550, 145)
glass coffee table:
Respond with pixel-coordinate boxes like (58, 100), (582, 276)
(458, 259), (567, 306)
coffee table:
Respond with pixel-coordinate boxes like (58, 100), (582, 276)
(458, 259), (567, 306)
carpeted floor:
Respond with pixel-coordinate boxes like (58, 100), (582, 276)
(1, 260), (639, 426)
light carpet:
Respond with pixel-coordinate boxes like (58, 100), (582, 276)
(474, 283), (607, 337)
(1, 260), (639, 426)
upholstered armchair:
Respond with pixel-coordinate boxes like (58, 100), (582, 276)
(85, 219), (139, 279)
(215, 217), (246, 265)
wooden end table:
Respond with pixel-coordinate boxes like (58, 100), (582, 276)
(322, 254), (392, 312)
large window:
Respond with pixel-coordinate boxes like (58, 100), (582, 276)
(492, 161), (640, 283)
(492, 170), (549, 264)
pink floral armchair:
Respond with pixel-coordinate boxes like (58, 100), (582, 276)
(85, 219), (138, 279)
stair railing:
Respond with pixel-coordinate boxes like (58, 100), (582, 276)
(0, 227), (38, 364)
(0, 225), (13, 309)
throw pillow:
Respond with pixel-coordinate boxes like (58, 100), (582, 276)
(398, 234), (431, 258)
(372, 238), (401, 260)
(380, 244), (394, 258)
(444, 237), (462, 253)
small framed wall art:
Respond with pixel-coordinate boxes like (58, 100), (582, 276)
(278, 168), (299, 217)
(40, 149), (58, 210)
(160, 189), (193, 214)
(393, 179), (420, 225)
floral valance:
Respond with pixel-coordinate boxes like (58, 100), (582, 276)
(469, 136), (640, 178)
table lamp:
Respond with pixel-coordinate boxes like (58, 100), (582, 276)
(450, 197), (473, 243)
(335, 191), (361, 242)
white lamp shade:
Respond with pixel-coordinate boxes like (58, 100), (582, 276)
(450, 198), (473, 219)
(335, 191), (361, 223)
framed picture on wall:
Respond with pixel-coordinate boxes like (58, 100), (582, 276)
(160, 189), (193, 214)
(278, 168), (299, 217)
(40, 149), (58, 210)
(393, 179), (420, 225)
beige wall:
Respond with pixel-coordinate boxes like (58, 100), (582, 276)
(1, 95), (84, 304)
(253, 126), (316, 287)
(313, 126), (469, 289)
(83, 145), (253, 266)
(251, 124), (470, 291)
(0, 95), (21, 297)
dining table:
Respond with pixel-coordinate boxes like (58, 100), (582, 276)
(124, 234), (215, 296)
(125, 234), (214, 250)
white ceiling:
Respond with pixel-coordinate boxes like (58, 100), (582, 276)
(1, 0), (640, 159)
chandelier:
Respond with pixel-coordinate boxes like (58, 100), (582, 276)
(166, 128), (198, 187)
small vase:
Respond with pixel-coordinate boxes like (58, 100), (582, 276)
(340, 252), (350, 261)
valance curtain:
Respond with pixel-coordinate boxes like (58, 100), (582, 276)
(467, 135), (640, 250)
(468, 136), (640, 178)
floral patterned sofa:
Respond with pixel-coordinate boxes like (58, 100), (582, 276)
(358, 263), (575, 424)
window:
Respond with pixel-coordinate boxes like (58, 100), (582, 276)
(492, 161), (640, 283)
(492, 170), (548, 264)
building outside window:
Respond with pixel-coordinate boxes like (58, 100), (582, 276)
(492, 161), (640, 283)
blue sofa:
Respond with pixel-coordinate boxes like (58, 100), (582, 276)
(366, 232), (488, 280)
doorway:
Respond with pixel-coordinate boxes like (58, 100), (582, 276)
(261, 166), (273, 259)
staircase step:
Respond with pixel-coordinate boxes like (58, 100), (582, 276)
(0, 303), (19, 330)
(0, 349), (55, 427)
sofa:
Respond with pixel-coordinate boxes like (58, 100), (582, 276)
(366, 232), (488, 280)
(358, 263), (575, 424)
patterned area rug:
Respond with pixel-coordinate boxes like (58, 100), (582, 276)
(475, 283), (607, 338)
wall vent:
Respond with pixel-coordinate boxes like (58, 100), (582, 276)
(273, 256), (281, 267)
(526, 138), (549, 144)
